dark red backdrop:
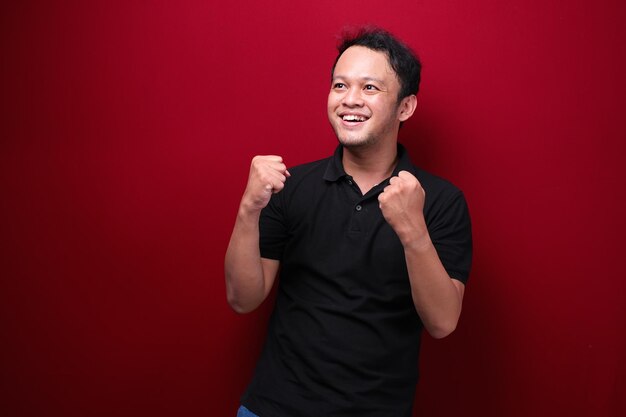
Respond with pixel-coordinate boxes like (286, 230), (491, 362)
(2, 1), (625, 416)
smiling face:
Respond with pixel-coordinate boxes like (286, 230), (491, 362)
(327, 46), (415, 149)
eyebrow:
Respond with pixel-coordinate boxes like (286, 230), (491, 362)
(332, 75), (386, 85)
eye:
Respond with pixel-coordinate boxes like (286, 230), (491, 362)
(333, 82), (346, 89)
(364, 84), (379, 91)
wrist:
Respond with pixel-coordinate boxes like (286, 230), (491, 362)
(396, 218), (431, 251)
(393, 214), (429, 247)
(401, 232), (433, 252)
(238, 199), (263, 219)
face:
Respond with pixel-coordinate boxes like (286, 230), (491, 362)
(327, 46), (413, 149)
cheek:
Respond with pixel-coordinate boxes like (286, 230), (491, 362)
(327, 92), (336, 109)
(327, 96), (337, 118)
(377, 101), (398, 121)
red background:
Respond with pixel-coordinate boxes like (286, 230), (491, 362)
(2, 1), (625, 416)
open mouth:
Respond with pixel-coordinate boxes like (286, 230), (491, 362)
(341, 114), (369, 123)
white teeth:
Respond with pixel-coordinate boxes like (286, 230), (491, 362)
(342, 114), (366, 122)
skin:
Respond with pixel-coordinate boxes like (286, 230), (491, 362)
(225, 45), (464, 338)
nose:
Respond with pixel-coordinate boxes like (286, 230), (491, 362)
(342, 86), (364, 107)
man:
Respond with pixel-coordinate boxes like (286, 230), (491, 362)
(225, 27), (472, 417)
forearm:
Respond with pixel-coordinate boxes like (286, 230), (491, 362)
(403, 235), (464, 339)
(224, 207), (269, 313)
(225, 155), (288, 313)
(378, 171), (465, 338)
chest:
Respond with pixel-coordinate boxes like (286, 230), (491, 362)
(280, 181), (410, 298)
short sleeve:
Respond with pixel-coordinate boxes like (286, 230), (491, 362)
(427, 191), (473, 283)
(259, 192), (288, 260)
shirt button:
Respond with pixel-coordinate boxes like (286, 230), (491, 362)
(347, 180), (353, 185)
(355, 205), (362, 211)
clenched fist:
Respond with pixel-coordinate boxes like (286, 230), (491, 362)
(378, 170), (428, 246)
(241, 155), (290, 212)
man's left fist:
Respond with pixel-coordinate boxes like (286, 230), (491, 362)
(378, 170), (427, 242)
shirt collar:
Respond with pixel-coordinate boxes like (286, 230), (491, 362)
(323, 143), (417, 183)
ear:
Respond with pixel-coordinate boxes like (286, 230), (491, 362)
(398, 94), (417, 122)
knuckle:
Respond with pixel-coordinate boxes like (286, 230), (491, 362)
(251, 157), (265, 170)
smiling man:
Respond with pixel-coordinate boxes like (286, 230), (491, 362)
(225, 27), (472, 417)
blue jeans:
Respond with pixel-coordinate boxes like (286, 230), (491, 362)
(237, 405), (260, 417)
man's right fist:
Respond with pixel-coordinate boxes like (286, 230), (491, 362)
(241, 155), (290, 212)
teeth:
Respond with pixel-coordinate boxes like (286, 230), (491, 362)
(342, 114), (366, 122)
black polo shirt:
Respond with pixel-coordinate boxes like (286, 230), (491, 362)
(242, 144), (472, 417)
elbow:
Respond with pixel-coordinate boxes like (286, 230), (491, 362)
(421, 301), (463, 339)
(226, 293), (256, 314)
(426, 320), (458, 339)
(229, 302), (254, 315)
(225, 273), (256, 314)
(226, 286), (260, 314)
(428, 326), (455, 339)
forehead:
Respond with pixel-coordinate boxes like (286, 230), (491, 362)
(333, 45), (397, 82)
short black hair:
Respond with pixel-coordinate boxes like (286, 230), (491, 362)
(331, 26), (422, 102)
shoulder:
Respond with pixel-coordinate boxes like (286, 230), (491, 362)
(287, 156), (331, 178)
(281, 156), (332, 192)
(412, 167), (468, 219)
(265, 155), (333, 211)
(397, 145), (463, 204)
(415, 168), (463, 200)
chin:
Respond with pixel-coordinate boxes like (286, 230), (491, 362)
(338, 135), (376, 148)
(332, 129), (359, 145)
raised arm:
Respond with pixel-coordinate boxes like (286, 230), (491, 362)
(378, 171), (465, 339)
(225, 156), (290, 314)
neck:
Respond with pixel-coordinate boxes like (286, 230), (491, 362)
(342, 142), (398, 194)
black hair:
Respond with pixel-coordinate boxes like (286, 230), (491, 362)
(331, 26), (422, 102)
